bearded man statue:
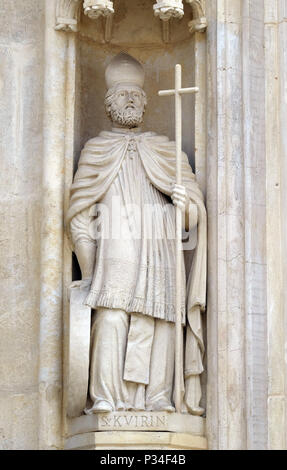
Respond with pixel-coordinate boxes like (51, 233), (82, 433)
(66, 53), (207, 416)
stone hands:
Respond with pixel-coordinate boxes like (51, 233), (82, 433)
(171, 184), (187, 211)
(68, 279), (92, 300)
(171, 185), (198, 230)
(70, 279), (92, 289)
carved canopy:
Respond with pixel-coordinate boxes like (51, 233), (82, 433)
(55, 0), (207, 35)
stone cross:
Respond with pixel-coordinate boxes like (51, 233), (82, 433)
(158, 64), (199, 413)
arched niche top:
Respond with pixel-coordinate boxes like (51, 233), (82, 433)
(55, 0), (207, 42)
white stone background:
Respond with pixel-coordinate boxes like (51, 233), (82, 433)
(0, 0), (287, 450)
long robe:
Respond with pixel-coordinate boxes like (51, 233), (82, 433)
(66, 129), (207, 409)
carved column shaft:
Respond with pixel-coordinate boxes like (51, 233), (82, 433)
(40, 0), (79, 448)
(265, 0), (287, 450)
(194, 31), (206, 195)
(39, 0), (68, 449)
(206, 0), (267, 450)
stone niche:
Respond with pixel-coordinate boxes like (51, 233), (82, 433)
(64, 0), (207, 450)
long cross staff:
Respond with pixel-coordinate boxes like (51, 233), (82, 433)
(158, 65), (199, 413)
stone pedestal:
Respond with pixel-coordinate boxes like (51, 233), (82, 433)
(65, 412), (207, 450)
(65, 431), (207, 450)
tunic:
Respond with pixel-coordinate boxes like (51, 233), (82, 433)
(84, 129), (186, 323)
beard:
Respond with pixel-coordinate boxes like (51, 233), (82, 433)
(108, 104), (144, 128)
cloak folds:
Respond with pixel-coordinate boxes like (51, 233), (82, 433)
(66, 130), (207, 408)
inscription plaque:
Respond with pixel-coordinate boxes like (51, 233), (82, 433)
(68, 411), (205, 437)
(99, 412), (168, 430)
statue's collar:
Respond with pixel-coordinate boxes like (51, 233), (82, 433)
(111, 127), (142, 135)
(100, 128), (156, 141)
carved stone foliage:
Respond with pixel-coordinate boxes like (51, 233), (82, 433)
(186, 0), (207, 34)
(55, 0), (82, 32)
(83, 0), (114, 19)
(153, 1), (184, 21)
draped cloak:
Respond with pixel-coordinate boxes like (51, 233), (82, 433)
(66, 130), (207, 406)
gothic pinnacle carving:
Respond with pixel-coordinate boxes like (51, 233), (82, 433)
(153, 1), (184, 21)
(83, 0), (114, 19)
(185, 0), (207, 34)
(55, 0), (82, 32)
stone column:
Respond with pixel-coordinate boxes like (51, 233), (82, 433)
(62, 28), (80, 436)
(0, 0), (45, 450)
(194, 31), (207, 195)
(39, 0), (69, 450)
(206, 0), (267, 450)
(242, 1), (267, 449)
(265, 0), (287, 450)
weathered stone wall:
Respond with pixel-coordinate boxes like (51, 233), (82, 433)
(0, 0), (45, 450)
(206, 0), (287, 450)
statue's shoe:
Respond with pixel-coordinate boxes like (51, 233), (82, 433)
(160, 405), (175, 413)
(84, 401), (114, 414)
(146, 401), (175, 413)
(188, 406), (205, 416)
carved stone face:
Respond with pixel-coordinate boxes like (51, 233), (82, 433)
(105, 84), (147, 129)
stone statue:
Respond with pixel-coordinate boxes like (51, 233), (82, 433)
(66, 53), (207, 416)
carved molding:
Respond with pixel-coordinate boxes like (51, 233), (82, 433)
(153, 0), (207, 42)
(153, 1), (184, 21)
(185, 0), (207, 34)
(55, 0), (207, 40)
(55, 0), (82, 32)
(83, 0), (114, 19)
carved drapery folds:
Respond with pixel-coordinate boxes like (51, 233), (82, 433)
(186, 0), (207, 34)
(83, 0), (114, 19)
(55, 0), (82, 32)
(153, 0), (184, 21)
